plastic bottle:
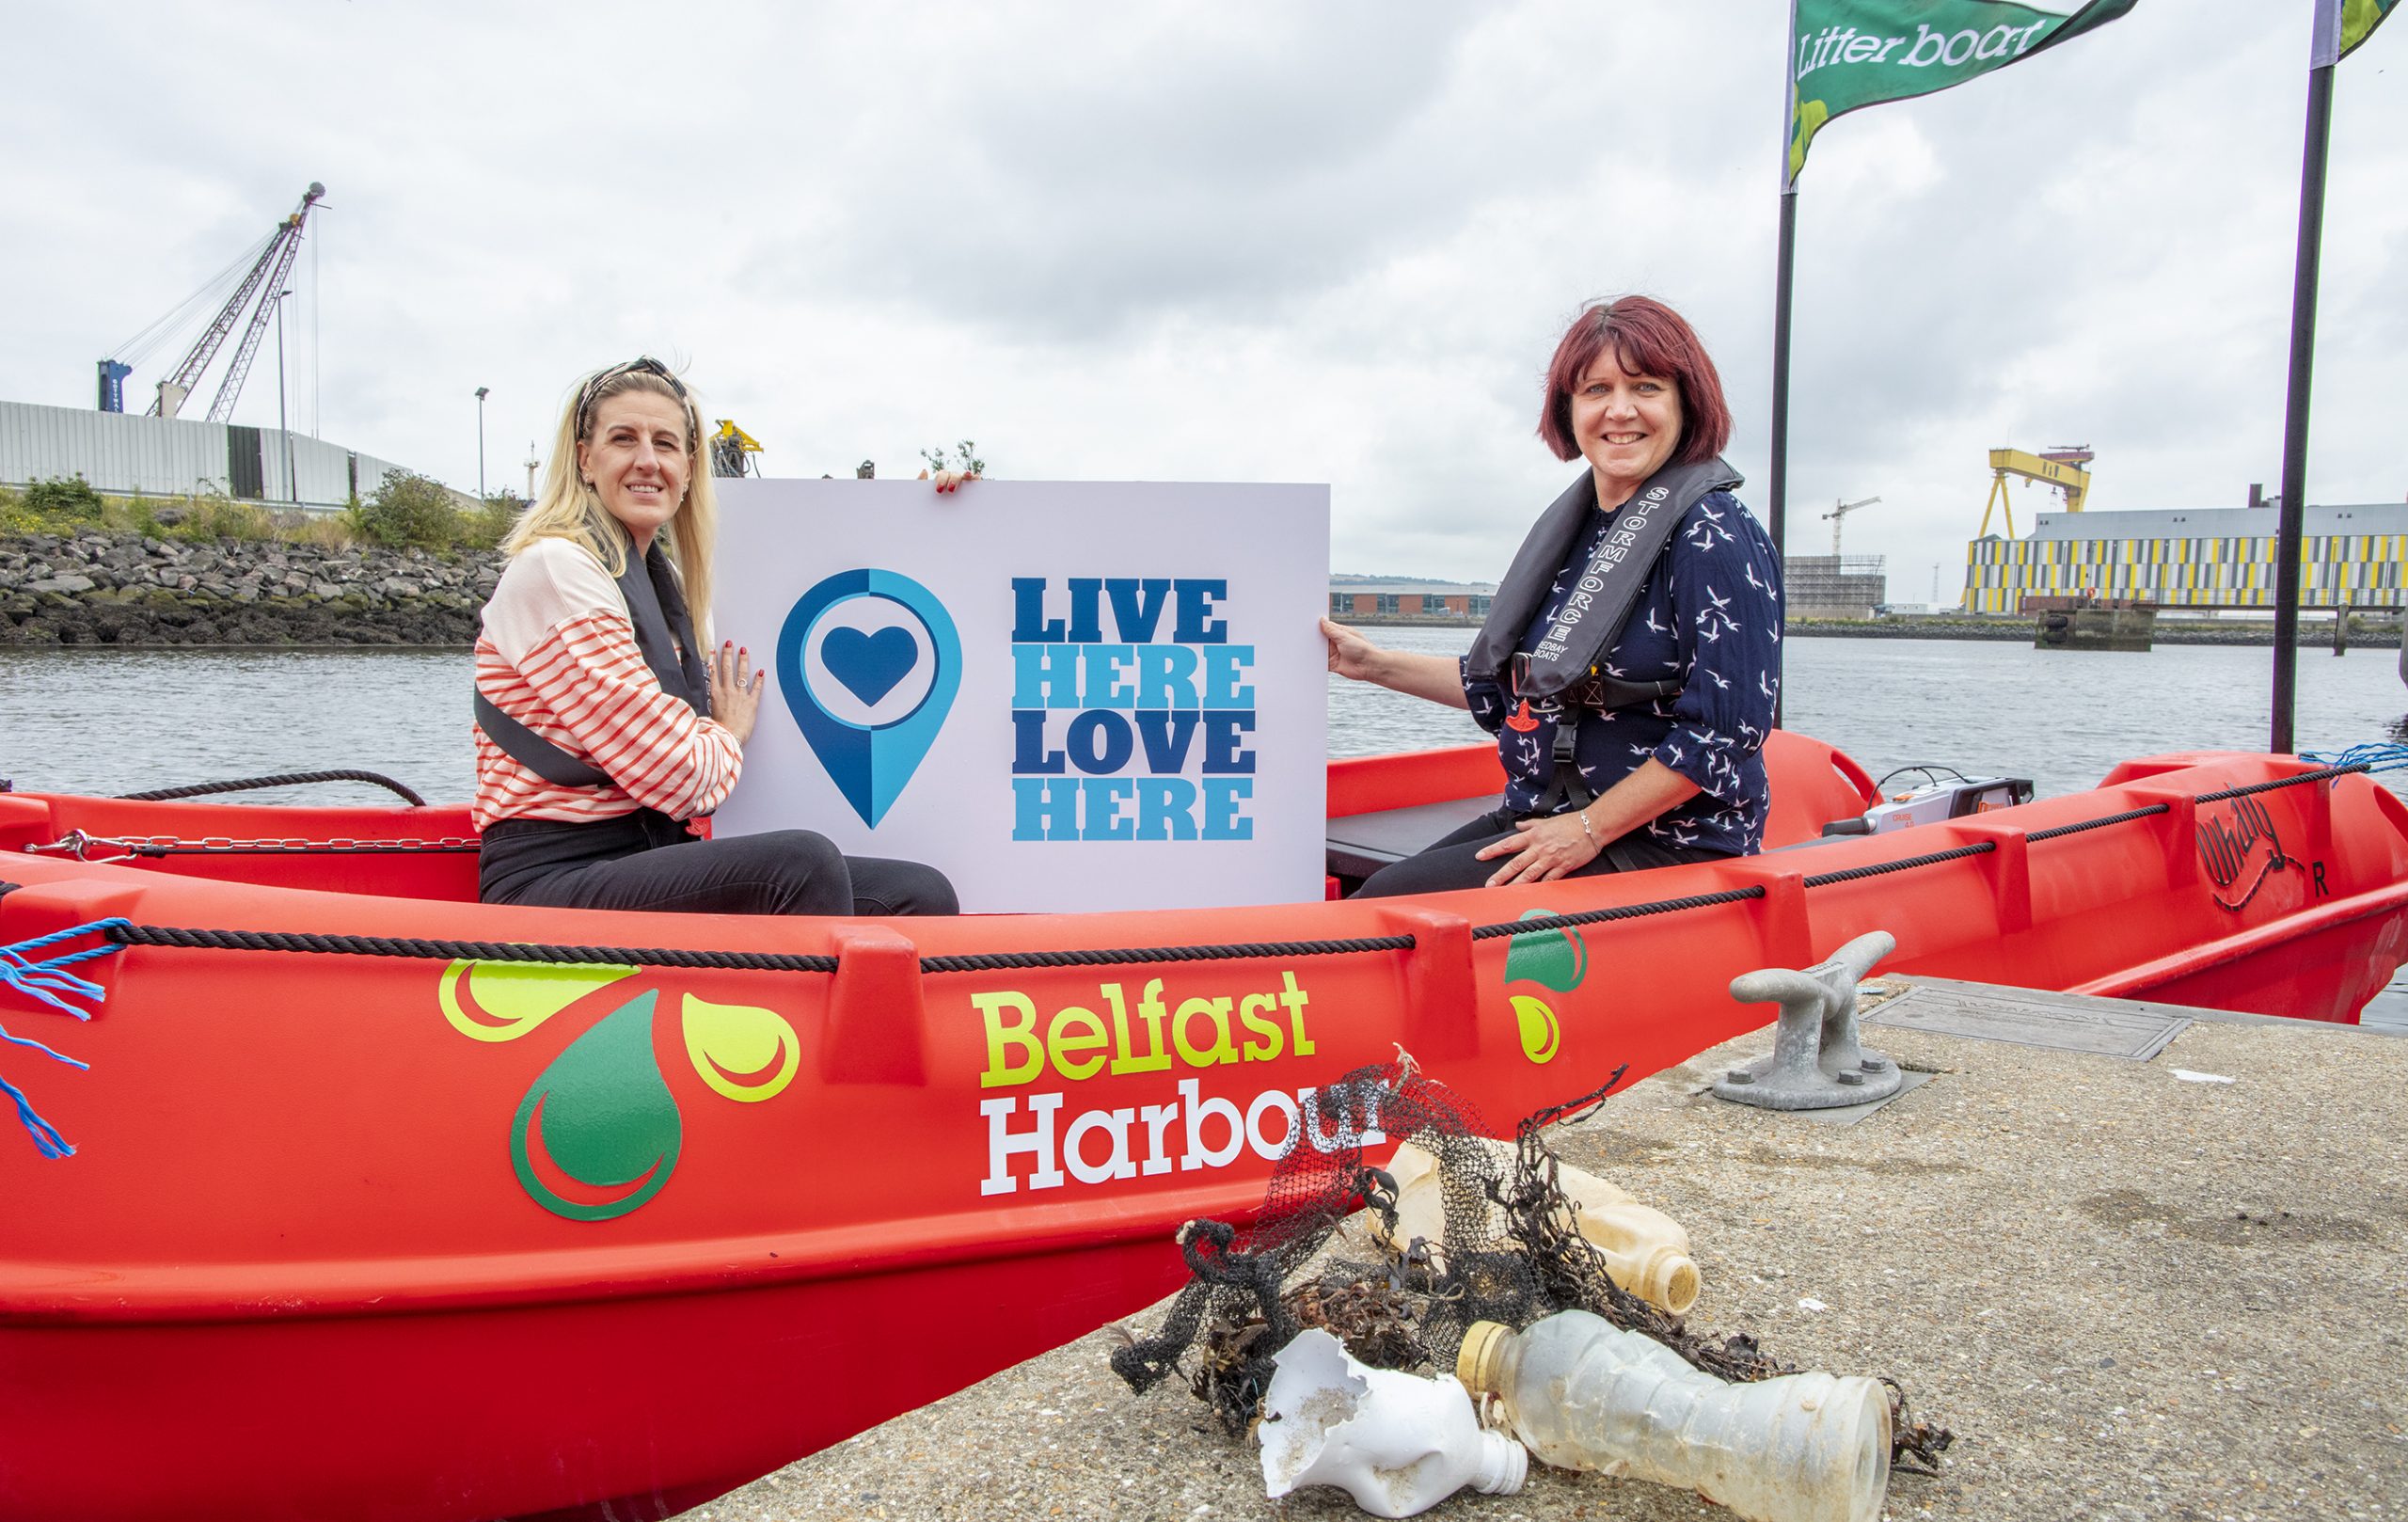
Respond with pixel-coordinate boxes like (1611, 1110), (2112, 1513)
(1258, 1328), (1527, 1518)
(1457, 1312), (1891, 1522)
(1377, 1140), (1702, 1315)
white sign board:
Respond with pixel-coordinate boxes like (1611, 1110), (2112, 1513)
(710, 480), (1329, 913)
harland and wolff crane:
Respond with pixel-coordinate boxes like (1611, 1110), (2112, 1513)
(1820, 495), (1880, 555)
(97, 182), (325, 421)
(1977, 445), (2094, 537)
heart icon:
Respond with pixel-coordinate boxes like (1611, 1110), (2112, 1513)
(820, 626), (920, 706)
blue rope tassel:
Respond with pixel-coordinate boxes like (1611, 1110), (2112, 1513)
(0, 918), (130, 1159)
(2300, 742), (2408, 775)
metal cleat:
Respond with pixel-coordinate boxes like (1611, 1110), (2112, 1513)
(1712, 931), (1905, 1111)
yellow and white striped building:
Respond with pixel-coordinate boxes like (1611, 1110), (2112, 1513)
(1963, 503), (2407, 612)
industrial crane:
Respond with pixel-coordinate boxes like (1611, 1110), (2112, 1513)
(709, 420), (764, 479)
(1977, 445), (2093, 537)
(1821, 495), (1880, 555)
(97, 182), (325, 421)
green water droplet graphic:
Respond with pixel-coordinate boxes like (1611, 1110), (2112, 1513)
(511, 990), (682, 1222)
(1503, 909), (1588, 992)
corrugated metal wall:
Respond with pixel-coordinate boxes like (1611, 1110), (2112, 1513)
(1961, 529), (2408, 611)
(0, 399), (434, 512)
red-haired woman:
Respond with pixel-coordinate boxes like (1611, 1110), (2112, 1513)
(1324, 296), (1782, 896)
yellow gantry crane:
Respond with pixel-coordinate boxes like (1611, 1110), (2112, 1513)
(1978, 445), (2093, 537)
(709, 420), (765, 479)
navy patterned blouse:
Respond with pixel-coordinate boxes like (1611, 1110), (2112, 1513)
(1459, 488), (1783, 856)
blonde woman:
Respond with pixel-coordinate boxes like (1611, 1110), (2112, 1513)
(472, 357), (958, 915)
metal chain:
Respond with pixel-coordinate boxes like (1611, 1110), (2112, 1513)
(22, 831), (478, 862)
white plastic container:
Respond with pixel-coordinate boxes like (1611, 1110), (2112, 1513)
(1377, 1139), (1702, 1314)
(1457, 1312), (1891, 1522)
(1258, 1329), (1527, 1518)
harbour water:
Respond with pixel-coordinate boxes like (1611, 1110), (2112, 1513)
(6, 632), (2399, 806)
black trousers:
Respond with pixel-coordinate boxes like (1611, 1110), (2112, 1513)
(1352, 804), (1725, 898)
(480, 809), (958, 917)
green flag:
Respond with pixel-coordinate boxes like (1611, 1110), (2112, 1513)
(1787, 0), (2137, 183)
(2337, 0), (2400, 60)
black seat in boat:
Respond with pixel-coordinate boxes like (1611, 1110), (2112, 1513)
(1326, 794), (1857, 886)
(1325, 795), (1500, 883)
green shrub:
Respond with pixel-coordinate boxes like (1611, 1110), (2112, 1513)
(24, 476), (104, 520)
(353, 469), (467, 548)
(456, 493), (525, 551)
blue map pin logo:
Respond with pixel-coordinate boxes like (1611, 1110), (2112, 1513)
(775, 569), (960, 828)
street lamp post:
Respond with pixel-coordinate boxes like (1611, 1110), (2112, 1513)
(273, 290), (298, 503)
(474, 387), (490, 500)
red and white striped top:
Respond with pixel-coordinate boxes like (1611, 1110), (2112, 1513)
(471, 536), (741, 831)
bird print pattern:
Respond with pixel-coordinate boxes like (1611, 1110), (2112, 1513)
(1462, 490), (1783, 857)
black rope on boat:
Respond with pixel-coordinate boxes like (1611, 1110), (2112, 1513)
(2194, 761), (2369, 802)
(920, 936), (1418, 974)
(96, 922), (1418, 974)
(103, 923), (842, 974)
(116, 770), (429, 807)
(1467, 885), (1767, 942)
(2025, 804), (2171, 842)
(1799, 841), (1997, 887)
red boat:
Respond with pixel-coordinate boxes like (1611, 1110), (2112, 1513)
(1, 734), (2400, 1522)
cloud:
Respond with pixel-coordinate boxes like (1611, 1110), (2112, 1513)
(1, 0), (2400, 601)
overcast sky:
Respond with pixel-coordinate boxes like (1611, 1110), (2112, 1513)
(7, 1), (2401, 600)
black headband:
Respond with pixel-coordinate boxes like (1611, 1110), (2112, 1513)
(575, 357), (696, 442)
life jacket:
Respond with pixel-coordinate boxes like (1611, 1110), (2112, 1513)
(1465, 456), (1744, 811)
(473, 528), (712, 789)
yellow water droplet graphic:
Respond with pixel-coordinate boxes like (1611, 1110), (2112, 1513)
(1511, 994), (1560, 1065)
(682, 995), (800, 1102)
(440, 959), (638, 1042)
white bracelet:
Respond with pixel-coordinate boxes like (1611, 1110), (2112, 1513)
(1578, 811), (1598, 848)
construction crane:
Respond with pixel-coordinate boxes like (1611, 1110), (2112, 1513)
(1978, 445), (2094, 537)
(1821, 495), (1880, 555)
(99, 182), (325, 420)
(709, 420), (764, 479)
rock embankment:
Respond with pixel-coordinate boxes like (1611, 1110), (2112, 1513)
(0, 531), (499, 646)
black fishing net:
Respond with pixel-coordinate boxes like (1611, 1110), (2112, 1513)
(1106, 1057), (1954, 1470)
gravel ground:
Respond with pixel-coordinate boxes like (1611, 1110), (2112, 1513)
(682, 1012), (2408, 1522)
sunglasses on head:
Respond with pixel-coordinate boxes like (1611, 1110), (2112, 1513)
(576, 357), (693, 440)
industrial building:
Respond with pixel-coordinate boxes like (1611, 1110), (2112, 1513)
(1962, 501), (2408, 612)
(1782, 554), (1888, 618)
(1328, 580), (1495, 620)
(0, 399), (424, 514)
(1, 182), (455, 514)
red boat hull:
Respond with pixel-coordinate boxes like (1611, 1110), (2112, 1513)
(1, 738), (2399, 1520)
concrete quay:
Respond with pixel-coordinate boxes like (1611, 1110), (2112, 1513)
(684, 993), (2408, 1522)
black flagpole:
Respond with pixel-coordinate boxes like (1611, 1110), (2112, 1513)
(2272, 8), (2338, 754)
(1770, 188), (1796, 570)
(1770, 4), (1799, 729)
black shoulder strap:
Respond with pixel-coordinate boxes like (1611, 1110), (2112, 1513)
(617, 535), (711, 720)
(473, 529), (711, 789)
(473, 691), (613, 786)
